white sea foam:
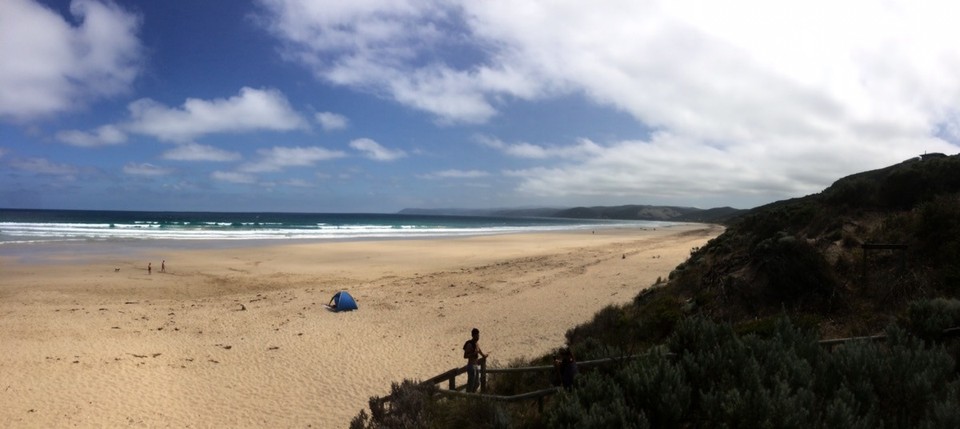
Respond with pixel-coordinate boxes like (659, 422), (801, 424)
(0, 221), (619, 244)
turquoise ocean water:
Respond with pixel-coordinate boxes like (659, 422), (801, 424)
(0, 209), (669, 245)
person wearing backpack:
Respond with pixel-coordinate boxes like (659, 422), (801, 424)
(463, 328), (488, 393)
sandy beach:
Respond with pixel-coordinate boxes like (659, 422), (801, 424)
(0, 223), (721, 428)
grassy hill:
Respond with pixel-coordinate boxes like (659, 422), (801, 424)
(355, 153), (960, 429)
(549, 205), (744, 223)
(398, 205), (747, 224)
(663, 152), (960, 334)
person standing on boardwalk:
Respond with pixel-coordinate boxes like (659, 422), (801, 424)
(554, 348), (578, 390)
(463, 328), (488, 393)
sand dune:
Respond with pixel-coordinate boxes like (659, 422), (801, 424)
(0, 224), (722, 428)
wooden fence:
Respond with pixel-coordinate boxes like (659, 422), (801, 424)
(381, 354), (650, 413)
(818, 326), (960, 348)
(375, 327), (960, 412)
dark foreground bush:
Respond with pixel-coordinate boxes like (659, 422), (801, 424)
(545, 317), (960, 428)
(905, 298), (960, 340)
(351, 379), (513, 429)
(355, 313), (960, 428)
(351, 380), (438, 429)
(749, 234), (840, 310)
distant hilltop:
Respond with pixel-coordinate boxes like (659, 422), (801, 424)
(397, 204), (746, 224)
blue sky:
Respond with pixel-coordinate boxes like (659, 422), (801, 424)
(2, 0), (959, 213)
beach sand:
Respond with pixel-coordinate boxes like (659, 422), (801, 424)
(0, 223), (722, 428)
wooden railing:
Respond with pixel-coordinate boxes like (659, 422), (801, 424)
(375, 327), (960, 412)
(420, 354), (649, 393)
(435, 387), (563, 413)
(817, 326), (960, 348)
(397, 353), (651, 412)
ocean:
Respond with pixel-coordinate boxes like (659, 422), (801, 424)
(0, 209), (670, 245)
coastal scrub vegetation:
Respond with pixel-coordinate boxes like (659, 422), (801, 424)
(353, 153), (960, 428)
(545, 317), (960, 429)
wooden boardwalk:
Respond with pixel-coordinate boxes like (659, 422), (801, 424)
(375, 327), (960, 412)
(369, 353), (651, 413)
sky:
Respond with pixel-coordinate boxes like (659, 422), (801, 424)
(2, 0), (959, 213)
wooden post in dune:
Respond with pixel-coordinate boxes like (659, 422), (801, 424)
(860, 243), (907, 286)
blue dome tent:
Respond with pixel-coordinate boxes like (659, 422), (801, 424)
(328, 290), (358, 311)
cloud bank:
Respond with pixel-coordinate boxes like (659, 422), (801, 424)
(260, 0), (960, 206)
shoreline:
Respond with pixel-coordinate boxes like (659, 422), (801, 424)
(0, 223), (722, 427)
(0, 223), (681, 265)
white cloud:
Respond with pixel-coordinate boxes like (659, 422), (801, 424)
(56, 125), (127, 147)
(239, 145), (346, 172)
(420, 169), (490, 179)
(315, 111), (349, 130)
(10, 157), (79, 176)
(258, 0), (528, 124)
(504, 132), (890, 207)
(0, 0), (143, 121)
(212, 170), (256, 184)
(476, 135), (603, 159)
(123, 162), (171, 176)
(126, 87), (308, 142)
(386, 65), (500, 124)
(281, 178), (314, 187)
(162, 143), (241, 162)
(349, 138), (406, 161)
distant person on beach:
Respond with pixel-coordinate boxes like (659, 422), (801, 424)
(463, 328), (488, 393)
(148, 262), (152, 275)
(161, 260), (165, 273)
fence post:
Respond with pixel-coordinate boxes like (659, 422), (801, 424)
(860, 243), (908, 288)
(448, 373), (456, 391)
(480, 358), (487, 393)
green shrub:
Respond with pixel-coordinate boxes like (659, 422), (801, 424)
(619, 357), (690, 427)
(734, 317), (780, 338)
(545, 317), (960, 428)
(352, 380), (438, 429)
(488, 356), (555, 397)
(824, 177), (878, 208)
(880, 167), (928, 209)
(635, 292), (683, 342)
(914, 195), (960, 273)
(750, 234), (839, 309)
(823, 326), (958, 427)
(564, 304), (639, 351)
(356, 316), (960, 428)
(905, 298), (960, 340)
(545, 374), (649, 429)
